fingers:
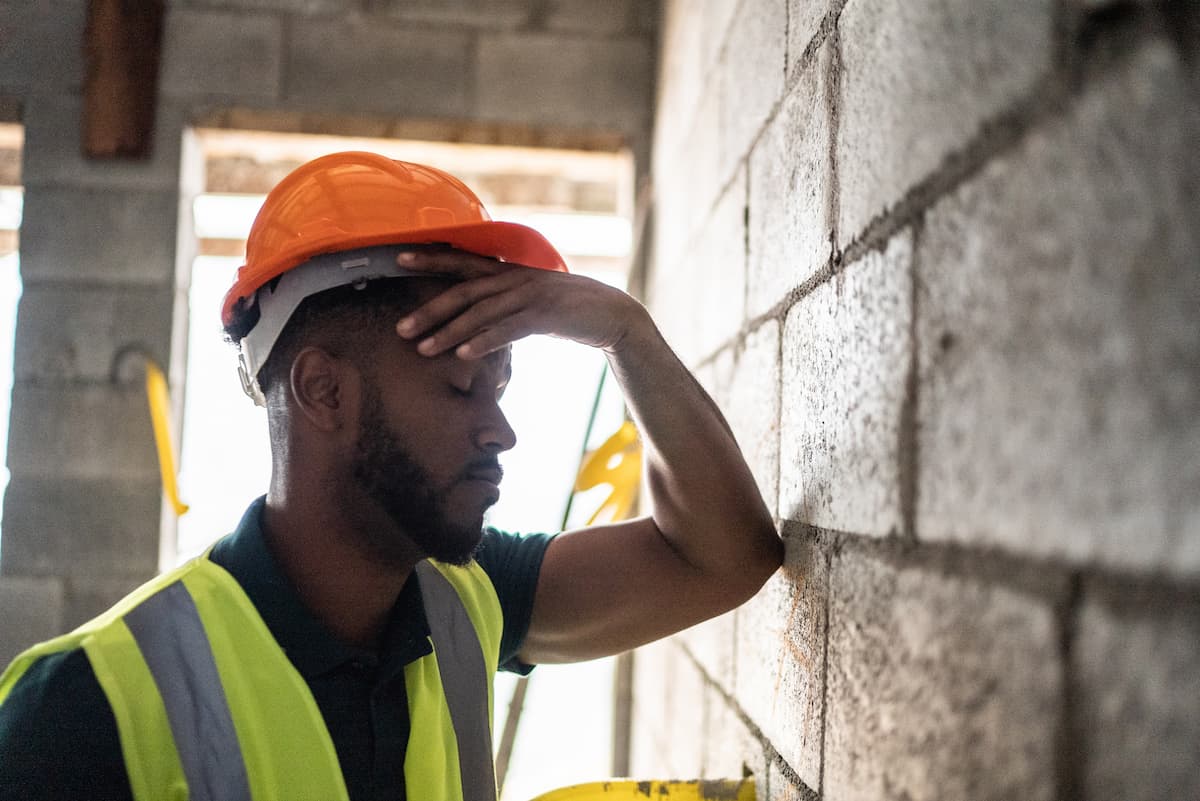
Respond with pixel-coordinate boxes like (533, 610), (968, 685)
(411, 287), (532, 358)
(396, 269), (527, 340)
(396, 248), (511, 278)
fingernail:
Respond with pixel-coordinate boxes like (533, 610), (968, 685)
(396, 317), (414, 336)
(417, 339), (436, 355)
(397, 252), (416, 264)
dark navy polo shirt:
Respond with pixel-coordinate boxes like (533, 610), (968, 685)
(0, 497), (553, 801)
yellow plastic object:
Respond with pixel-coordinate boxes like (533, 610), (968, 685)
(144, 359), (189, 516)
(573, 419), (642, 525)
(527, 779), (755, 801)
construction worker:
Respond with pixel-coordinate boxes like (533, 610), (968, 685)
(0, 152), (783, 800)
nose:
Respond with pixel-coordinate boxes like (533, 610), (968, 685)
(475, 402), (517, 454)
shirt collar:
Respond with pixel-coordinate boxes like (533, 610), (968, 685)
(208, 496), (432, 679)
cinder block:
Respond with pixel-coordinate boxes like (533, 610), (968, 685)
(62, 576), (145, 631)
(654, 2), (705, 162)
(160, 8), (281, 99)
(14, 285), (173, 383)
(698, 0), (741, 76)
(718, 0), (786, 181)
(629, 636), (672, 775)
(0, 0), (86, 92)
(0, 476), (162, 580)
(787, 0), (830, 81)
(476, 31), (652, 136)
(653, 80), (721, 280)
(727, 320), (781, 516)
(700, 686), (767, 780)
(916, 40), (1200, 575)
(286, 19), (471, 117)
(0, 576), (64, 668)
(371, 0), (531, 29)
(1075, 588), (1200, 801)
(779, 232), (911, 534)
(20, 94), (184, 191)
(734, 534), (826, 790)
(836, 0), (1054, 246)
(6, 382), (160, 481)
(765, 763), (814, 801)
(17, 185), (179, 284)
(651, 167), (746, 367)
(676, 609), (736, 693)
(823, 548), (1060, 801)
(747, 42), (833, 318)
(630, 639), (704, 777)
(543, 0), (637, 35)
(167, 0), (352, 12)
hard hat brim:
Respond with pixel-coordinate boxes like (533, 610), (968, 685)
(221, 219), (568, 329)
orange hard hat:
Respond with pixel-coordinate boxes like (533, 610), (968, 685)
(220, 151), (568, 328)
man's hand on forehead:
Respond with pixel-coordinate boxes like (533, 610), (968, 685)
(393, 248), (649, 359)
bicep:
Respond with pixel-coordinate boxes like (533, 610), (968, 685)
(518, 516), (742, 664)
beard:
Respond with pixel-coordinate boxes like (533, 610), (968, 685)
(350, 385), (486, 567)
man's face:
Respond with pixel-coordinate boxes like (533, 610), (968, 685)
(348, 310), (515, 566)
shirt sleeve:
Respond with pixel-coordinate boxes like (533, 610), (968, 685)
(0, 649), (132, 801)
(474, 528), (555, 675)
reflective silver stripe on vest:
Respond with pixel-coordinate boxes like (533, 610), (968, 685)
(415, 561), (497, 801)
(125, 582), (252, 801)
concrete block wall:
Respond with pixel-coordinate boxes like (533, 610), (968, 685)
(0, 0), (656, 664)
(634, 1), (1200, 799)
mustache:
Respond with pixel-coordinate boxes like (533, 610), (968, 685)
(460, 458), (504, 484)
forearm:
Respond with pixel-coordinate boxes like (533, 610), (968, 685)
(605, 302), (783, 597)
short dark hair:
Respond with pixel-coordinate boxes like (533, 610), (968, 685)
(224, 277), (436, 397)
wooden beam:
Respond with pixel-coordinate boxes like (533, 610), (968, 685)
(82, 0), (165, 160)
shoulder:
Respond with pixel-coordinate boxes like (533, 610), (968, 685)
(474, 527), (556, 585)
(0, 649), (131, 799)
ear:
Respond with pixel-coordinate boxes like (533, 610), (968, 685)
(289, 346), (359, 433)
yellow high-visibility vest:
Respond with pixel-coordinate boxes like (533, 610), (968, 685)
(0, 555), (503, 801)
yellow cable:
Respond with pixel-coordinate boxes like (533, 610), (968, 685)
(144, 359), (189, 516)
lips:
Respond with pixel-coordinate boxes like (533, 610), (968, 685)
(462, 461), (503, 488)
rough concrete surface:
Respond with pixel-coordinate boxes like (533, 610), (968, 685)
(823, 548), (1060, 801)
(835, 0), (1054, 246)
(13, 285), (173, 383)
(650, 167), (746, 367)
(735, 535), (826, 790)
(287, 20), (472, 116)
(476, 32), (652, 135)
(160, 8), (282, 99)
(726, 320), (781, 516)
(19, 94), (184, 191)
(0, 0), (86, 93)
(916, 40), (1200, 575)
(167, 0), (353, 13)
(778, 232), (910, 535)
(18, 186), (179, 285)
(6, 383), (160, 481)
(0, 576), (64, 668)
(787, 0), (831, 83)
(371, 0), (532, 29)
(747, 42), (832, 318)
(652, 80), (723, 284)
(1075, 589), (1200, 801)
(0, 476), (162, 580)
(719, 0), (787, 183)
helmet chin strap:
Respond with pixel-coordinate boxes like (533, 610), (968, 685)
(235, 245), (429, 406)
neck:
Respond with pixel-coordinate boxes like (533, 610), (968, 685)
(262, 471), (420, 649)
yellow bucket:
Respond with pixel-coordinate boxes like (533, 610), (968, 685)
(527, 779), (755, 801)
